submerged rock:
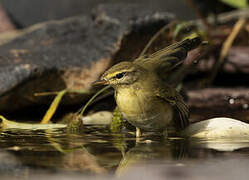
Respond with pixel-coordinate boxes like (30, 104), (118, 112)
(0, 151), (23, 176)
(0, 4), (174, 113)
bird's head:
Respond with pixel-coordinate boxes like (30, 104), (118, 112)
(95, 61), (143, 87)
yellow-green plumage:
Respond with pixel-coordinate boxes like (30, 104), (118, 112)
(114, 70), (174, 131)
(101, 37), (201, 133)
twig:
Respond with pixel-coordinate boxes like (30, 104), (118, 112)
(216, 9), (249, 24)
(209, 18), (246, 83)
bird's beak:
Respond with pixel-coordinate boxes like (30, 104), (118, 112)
(92, 79), (109, 86)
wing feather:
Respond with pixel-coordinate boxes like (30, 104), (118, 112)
(156, 87), (189, 130)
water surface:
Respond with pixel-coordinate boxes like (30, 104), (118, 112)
(1, 124), (249, 180)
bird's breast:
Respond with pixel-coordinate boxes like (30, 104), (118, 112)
(115, 87), (174, 131)
(115, 87), (144, 115)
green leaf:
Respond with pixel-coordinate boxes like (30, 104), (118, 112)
(41, 89), (67, 124)
(0, 115), (67, 130)
(220, 0), (248, 8)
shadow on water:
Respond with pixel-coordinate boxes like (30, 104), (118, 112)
(1, 125), (249, 179)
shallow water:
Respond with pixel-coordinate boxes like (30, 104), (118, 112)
(1, 125), (249, 180)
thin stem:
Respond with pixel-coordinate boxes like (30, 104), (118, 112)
(78, 85), (112, 117)
(209, 18), (246, 83)
(34, 89), (91, 96)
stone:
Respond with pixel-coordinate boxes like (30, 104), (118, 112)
(0, 4), (174, 113)
(82, 111), (113, 125)
(196, 46), (249, 74)
(187, 88), (249, 122)
(1, 0), (193, 28)
(182, 117), (249, 139)
(0, 4), (15, 33)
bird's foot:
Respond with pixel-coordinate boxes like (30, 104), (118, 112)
(136, 127), (142, 137)
(136, 127), (142, 143)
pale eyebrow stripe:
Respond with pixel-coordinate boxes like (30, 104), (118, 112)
(106, 69), (133, 79)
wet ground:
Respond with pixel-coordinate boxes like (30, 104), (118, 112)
(1, 124), (249, 180)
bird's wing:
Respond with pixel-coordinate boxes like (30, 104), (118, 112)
(135, 37), (201, 75)
(150, 37), (201, 59)
(153, 37), (201, 70)
(155, 86), (189, 130)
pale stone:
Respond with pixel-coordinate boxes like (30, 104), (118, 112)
(182, 117), (249, 139)
(82, 111), (113, 125)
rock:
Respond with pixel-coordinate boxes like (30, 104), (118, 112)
(188, 88), (249, 110)
(82, 111), (113, 125)
(182, 117), (249, 139)
(1, 0), (193, 28)
(197, 46), (249, 74)
(0, 4), (174, 113)
(0, 4), (15, 33)
(0, 151), (23, 176)
(225, 47), (249, 73)
(187, 88), (249, 121)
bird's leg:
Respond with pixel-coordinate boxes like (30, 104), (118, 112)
(136, 127), (142, 143)
(136, 127), (142, 138)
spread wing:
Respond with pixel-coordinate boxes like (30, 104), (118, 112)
(134, 37), (201, 85)
(150, 36), (201, 58)
(156, 86), (189, 130)
(134, 37), (201, 70)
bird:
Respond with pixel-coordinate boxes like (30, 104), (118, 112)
(95, 37), (201, 137)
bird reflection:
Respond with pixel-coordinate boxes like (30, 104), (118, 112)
(115, 137), (190, 176)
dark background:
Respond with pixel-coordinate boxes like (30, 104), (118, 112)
(1, 0), (196, 28)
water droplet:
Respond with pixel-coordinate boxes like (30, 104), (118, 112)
(229, 98), (235, 104)
(243, 104), (248, 109)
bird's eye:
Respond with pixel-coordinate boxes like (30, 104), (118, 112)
(115, 72), (125, 79)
